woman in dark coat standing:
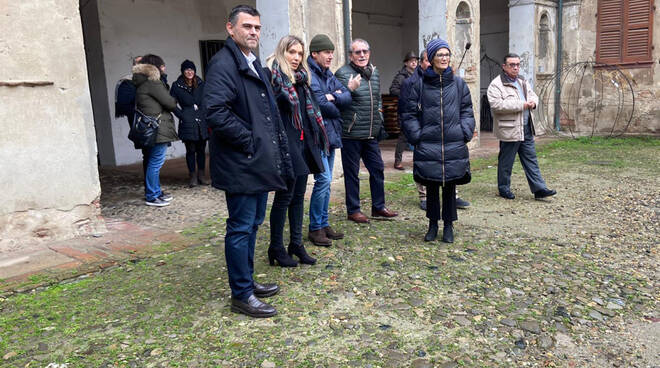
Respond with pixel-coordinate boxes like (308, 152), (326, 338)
(170, 60), (210, 187)
(399, 39), (475, 243)
(266, 35), (328, 267)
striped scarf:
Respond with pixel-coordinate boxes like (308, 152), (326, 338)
(270, 61), (329, 154)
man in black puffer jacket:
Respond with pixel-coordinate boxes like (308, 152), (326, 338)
(204, 5), (293, 319)
(335, 38), (398, 224)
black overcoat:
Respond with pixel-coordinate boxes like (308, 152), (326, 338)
(399, 67), (475, 185)
(170, 75), (209, 142)
(204, 38), (293, 194)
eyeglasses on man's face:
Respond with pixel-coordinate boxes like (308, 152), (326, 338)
(352, 49), (370, 55)
(506, 63), (521, 68)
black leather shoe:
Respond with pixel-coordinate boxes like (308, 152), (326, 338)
(424, 220), (438, 242)
(253, 282), (279, 298)
(442, 222), (454, 243)
(534, 188), (557, 199)
(499, 191), (515, 200)
(231, 294), (277, 318)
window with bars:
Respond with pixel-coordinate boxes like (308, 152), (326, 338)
(199, 40), (225, 78)
(596, 0), (654, 66)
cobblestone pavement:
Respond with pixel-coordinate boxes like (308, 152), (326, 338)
(4, 136), (658, 368)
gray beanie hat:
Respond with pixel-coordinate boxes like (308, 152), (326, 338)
(309, 34), (335, 52)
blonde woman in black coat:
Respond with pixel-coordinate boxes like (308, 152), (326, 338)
(266, 35), (328, 267)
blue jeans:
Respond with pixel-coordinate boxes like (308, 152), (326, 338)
(308, 149), (335, 231)
(225, 192), (268, 301)
(144, 143), (167, 201)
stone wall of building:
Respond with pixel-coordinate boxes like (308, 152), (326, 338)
(446, 0), (481, 147)
(560, 0), (659, 135)
(0, 0), (103, 251)
(296, 0), (348, 70)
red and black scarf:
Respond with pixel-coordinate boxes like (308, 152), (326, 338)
(270, 61), (329, 153)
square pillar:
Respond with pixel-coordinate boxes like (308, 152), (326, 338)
(419, 0), (448, 52)
(509, 0), (536, 88)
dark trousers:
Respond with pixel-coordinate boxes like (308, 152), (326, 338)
(270, 174), (308, 249)
(426, 182), (457, 223)
(184, 140), (207, 174)
(497, 123), (547, 194)
(224, 192), (268, 301)
(341, 138), (385, 215)
(394, 133), (409, 164)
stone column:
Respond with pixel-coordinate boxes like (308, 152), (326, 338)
(418, 0), (448, 52)
(509, 0), (536, 88)
(257, 0), (347, 69)
(256, 0), (290, 60)
(561, 0), (583, 65)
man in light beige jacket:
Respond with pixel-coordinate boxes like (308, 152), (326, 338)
(487, 53), (556, 200)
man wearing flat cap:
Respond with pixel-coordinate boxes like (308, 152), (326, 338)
(390, 51), (419, 171)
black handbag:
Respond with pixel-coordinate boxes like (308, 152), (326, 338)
(454, 168), (472, 185)
(128, 109), (160, 149)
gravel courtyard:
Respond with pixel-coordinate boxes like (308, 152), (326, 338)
(1, 137), (658, 367)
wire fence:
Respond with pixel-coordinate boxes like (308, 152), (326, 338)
(536, 61), (636, 138)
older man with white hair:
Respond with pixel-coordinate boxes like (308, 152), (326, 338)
(335, 38), (398, 224)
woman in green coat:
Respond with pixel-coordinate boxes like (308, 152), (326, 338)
(132, 54), (178, 207)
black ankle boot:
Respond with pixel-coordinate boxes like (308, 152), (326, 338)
(288, 243), (316, 265)
(268, 245), (298, 267)
(188, 171), (198, 188)
(442, 221), (454, 243)
(424, 220), (438, 242)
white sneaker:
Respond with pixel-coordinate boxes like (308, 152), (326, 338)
(146, 198), (170, 207)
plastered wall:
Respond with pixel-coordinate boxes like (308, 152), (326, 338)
(86, 0), (253, 166)
(0, 0), (103, 250)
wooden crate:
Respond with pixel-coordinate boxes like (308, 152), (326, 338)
(382, 94), (400, 135)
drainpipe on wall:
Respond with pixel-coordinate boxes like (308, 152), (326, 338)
(553, 0), (563, 131)
(343, 0), (351, 62)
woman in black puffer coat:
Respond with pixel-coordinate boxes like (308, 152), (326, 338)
(170, 60), (210, 187)
(400, 39), (475, 243)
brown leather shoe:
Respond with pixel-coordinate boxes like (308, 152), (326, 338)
(323, 226), (344, 240)
(371, 208), (398, 218)
(393, 162), (404, 170)
(308, 229), (332, 246)
(347, 212), (370, 223)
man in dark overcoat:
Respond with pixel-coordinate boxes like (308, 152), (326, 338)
(204, 5), (293, 318)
